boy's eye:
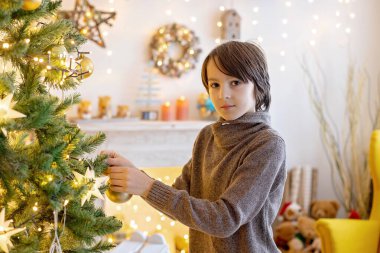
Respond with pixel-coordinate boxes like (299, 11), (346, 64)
(231, 80), (241, 86)
(209, 82), (219, 88)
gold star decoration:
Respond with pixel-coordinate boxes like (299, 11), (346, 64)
(73, 168), (108, 206)
(0, 209), (26, 253)
(0, 94), (26, 120)
(59, 0), (116, 48)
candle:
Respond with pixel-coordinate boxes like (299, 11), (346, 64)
(176, 96), (189, 120)
(161, 101), (173, 121)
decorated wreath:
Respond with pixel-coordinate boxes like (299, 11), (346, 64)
(150, 23), (202, 78)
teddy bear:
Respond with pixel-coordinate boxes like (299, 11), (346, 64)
(98, 96), (112, 119)
(288, 216), (321, 253)
(278, 202), (303, 223)
(116, 105), (130, 118)
(274, 221), (299, 252)
(310, 200), (339, 220)
(77, 100), (92, 119)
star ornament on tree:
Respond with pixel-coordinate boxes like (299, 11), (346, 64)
(73, 168), (108, 206)
(0, 94), (26, 120)
(59, 0), (116, 48)
(0, 209), (26, 253)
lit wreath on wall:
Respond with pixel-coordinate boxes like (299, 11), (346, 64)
(150, 23), (202, 78)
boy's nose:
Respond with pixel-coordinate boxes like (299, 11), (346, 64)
(219, 85), (231, 99)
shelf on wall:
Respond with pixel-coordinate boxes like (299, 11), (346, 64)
(70, 118), (215, 132)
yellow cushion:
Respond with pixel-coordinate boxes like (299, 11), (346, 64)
(316, 219), (380, 253)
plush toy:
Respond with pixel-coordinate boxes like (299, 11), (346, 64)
(288, 216), (321, 253)
(278, 202), (303, 222)
(77, 100), (92, 119)
(98, 96), (112, 119)
(310, 200), (339, 220)
(274, 221), (298, 251)
(116, 105), (130, 118)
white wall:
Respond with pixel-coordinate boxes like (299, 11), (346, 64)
(61, 0), (380, 203)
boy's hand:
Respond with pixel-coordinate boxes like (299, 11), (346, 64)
(100, 150), (154, 197)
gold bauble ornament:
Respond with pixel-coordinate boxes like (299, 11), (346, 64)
(106, 189), (132, 203)
(175, 235), (189, 252)
(50, 45), (68, 66)
(76, 56), (94, 79)
(22, 0), (42, 11)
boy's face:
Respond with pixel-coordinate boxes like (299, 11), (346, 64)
(206, 59), (256, 121)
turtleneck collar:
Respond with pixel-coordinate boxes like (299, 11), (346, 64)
(211, 111), (271, 149)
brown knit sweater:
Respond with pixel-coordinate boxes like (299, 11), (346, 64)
(145, 112), (286, 253)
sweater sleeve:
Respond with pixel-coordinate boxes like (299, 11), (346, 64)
(172, 159), (192, 192)
(145, 136), (286, 238)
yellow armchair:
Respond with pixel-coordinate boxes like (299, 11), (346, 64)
(316, 130), (380, 253)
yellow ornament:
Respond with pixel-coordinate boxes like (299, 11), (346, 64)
(76, 56), (94, 79)
(175, 235), (189, 252)
(50, 45), (68, 67)
(105, 189), (132, 203)
(22, 0), (42, 11)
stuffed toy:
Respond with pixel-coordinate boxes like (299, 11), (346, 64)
(310, 200), (339, 220)
(98, 96), (112, 119)
(274, 221), (298, 251)
(278, 202), (303, 222)
(288, 216), (321, 253)
(77, 100), (92, 119)
(116, 105), (130, 118)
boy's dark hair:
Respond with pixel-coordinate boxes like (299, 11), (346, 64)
(201, 41), (271, 112)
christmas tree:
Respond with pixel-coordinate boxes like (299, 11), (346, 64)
(0, 1), (121, 252)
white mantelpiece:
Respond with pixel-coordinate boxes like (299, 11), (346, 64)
(76, 119), (213, 167)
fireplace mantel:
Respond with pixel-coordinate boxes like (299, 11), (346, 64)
(75, 119), (213, 167)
